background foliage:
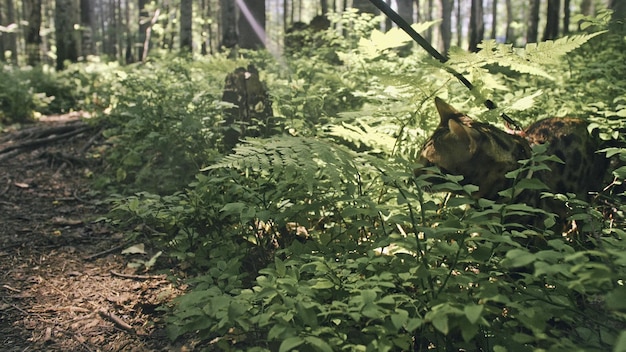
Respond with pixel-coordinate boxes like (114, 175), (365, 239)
(2, 7), (625, 352)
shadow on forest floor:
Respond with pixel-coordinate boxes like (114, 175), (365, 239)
(0, 114), (185, 351)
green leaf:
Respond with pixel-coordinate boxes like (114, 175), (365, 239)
(431, 313), (449, 335)
(606, 286), (626, 311)
(464, 304), (483, 324)
(391, 309), (409, 330)
(279, 336), (305, 352)
(614, 331), (626, 352)
(304, 336), (333, 352)
(311, 278), (335, 289)
(275, 257), (286, 277)
(502, 249), (536, 268)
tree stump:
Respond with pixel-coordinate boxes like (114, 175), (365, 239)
(221, 65), (273, 152)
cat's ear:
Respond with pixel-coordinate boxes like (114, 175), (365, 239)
(448, 119), (479, 154)
(435, 97), (462, 126)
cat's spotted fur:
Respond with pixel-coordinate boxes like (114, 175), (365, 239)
(416, 97), (607, 221)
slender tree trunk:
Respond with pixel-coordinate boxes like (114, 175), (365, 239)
(220, 0), (237, 50)
(415, 0), (421, 22)
(456, 0), (463, 47)
(55, 0), (78, 70)
(426, 0), (433, 43)
(79, 0), (93, 57)
(4, 0), (18, 64)
(385, 0), (392, 31)
(468, 0), (484, 52)
(137, 0), (149, 61)
(180, 0), (192, 53)
(237, 0), (266, 49)
(491, 0), (497, 39)
(352, 0), (379, 14)
(200, 0), (209, 55)
(24, 0), (42, 65)
(397, 0), (414, 23)
(440, 0), (452, 55)
(610, 0), (626, 32)
(542, 0), (560, 40)
(562, 0), (570, 34)
(320, 0), (328, 14)
(526, 0), (540, 43)
(505, 0), (513, 43)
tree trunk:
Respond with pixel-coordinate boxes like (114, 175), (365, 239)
(468, 0), (484, 52)
(542, 0), (560, 41)
(55, 0), (78, 70)
(398, 0), (414, 23)
(610, 0), (626, 33)
(456, 0), (463, 47)
(426, 0), (433, 43)
(220, 0), (237, 50)
(351, 0), (379, 14)
(180, 0), (192, 53)
(3, 0), (18, 64)
(491, 0), (497, 39)
(24, 0), (42, 66)
(137, 0), (149, 61)
(562, 0), (570, 34)
(526, 0), (540, 43)
(505, 0), (514, 43)
(237, 0), (266, 49)
(79, 0), (93, 57)
(440, 0), (453, 55)
(320, 0), (328, 14)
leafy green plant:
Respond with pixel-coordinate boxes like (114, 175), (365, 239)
(99, 12), (626, 351)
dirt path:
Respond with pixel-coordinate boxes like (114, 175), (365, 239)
(0, 115), (180, 351)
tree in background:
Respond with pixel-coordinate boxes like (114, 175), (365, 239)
(238, 0), (266, 49)
(23, 0), (42, 66)
(79, 0), (94, 58)
(180, 0), (192, 53)
(610, 0), (626, 32)
(468, 0), (484, 52)
(220, 0), (237, 50)
(543, 0), (560, 40)
(351, 0), (379, 14)
(441, 0), (453, 55)
(55, 0), (78, 70)
(527, 0), (540, 43)
(2, 0), (18, 64)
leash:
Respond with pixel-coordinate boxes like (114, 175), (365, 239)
(368, 0), (523, 131)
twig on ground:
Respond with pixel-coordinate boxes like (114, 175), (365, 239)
(98, 309), (135, 332)
(110, 271), (166, 280)
(83, 243), (128, 261)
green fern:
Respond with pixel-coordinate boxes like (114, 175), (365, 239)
(446, 30), (607, 81)
(204, 136), (365, 191)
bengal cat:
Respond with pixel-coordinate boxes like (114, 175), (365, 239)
(416, 97), (608, 227)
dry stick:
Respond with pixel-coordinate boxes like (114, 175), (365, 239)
(79, 127), (105, 154)
(83, 243), (128, 261)
(110, 271), (166, 280)
(98, 309), (134, 332)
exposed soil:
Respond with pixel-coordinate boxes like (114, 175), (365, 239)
(0, 114), (183, 351)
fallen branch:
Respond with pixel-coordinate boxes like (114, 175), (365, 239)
(98, 309), (134, 333)
(110, 270), (166, 280)
(83, 243), (128, 261)
(0, 124), (96, 162)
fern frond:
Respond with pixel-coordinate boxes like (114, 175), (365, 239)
(446, 31), (607, 81)
(523, 31), (607, 63)
(205, 137), (364, 189)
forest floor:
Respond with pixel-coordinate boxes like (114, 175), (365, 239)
(0, 114), (186, 351)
